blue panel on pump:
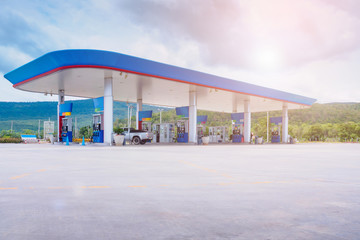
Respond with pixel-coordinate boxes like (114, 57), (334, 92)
(197, 115), (208, 124)
(139, 111), (153, 121)
(59, 103), (73, 116)
(176, 106), (189, 118)
(270, 117), (282, 125)
(93, 97), (104, 112)
(231, 113), (244, 121)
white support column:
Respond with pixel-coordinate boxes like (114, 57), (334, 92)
(267, 111), (269, 143)
(188, 87), (197, 143)
(104, 77), (114, 145)
(136, 99), (143, 130)
(244, 100), (251, 143)
(57, 89), (65, 142)
(282, 103), (288, 143)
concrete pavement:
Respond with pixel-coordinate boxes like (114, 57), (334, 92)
(0, 143), (359, 239)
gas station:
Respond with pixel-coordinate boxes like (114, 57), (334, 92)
(4, 49), (316, 145)
(8, 50), (360, 240)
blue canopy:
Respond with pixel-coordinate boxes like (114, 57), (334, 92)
(3, 49), (316, 114)
(4, 49), (316, 106)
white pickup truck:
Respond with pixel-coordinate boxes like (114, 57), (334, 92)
(122, 128), (153, 145)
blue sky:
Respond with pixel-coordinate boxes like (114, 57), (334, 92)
(1, 0), (360, 103)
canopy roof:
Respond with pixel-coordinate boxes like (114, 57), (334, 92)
(4, 49), (316, 113)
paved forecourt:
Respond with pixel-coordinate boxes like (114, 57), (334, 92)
(0, 143), (359, 239)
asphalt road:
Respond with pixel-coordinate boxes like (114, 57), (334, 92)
(0, 143), (359, 240)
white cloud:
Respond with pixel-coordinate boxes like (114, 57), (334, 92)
(0, 46), (33, 72)
(0, 73), (56, 102)
(119, 0), (360, 70)
(0, 0), (360, 103)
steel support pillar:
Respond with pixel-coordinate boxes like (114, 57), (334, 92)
(57, 89), (65, 142)
(104, 77), (113, 145)
(282, 104), (288, 143)
(188, 88), (197, 143)
(136, 99), (143, 130)
(244, 100), (251, 143)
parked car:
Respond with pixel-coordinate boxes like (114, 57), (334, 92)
(122, 128), (153, 145)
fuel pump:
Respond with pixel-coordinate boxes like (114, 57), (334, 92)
(152, 123), (175, 143)
(209, 126), (229, 143)
(92, 114), (104, 143)
(231, 113), (244, 143)
(61, 117), (73, 142)
(209, 127), (215, 142)
(160, 123), (175, 143)
(176, 120), (188, 143)
(270, 117), (282, 143)
(196, 115), (207, 140)
(59, 102), (73, 142)
(232, 123), (243, 143)
(197, 125), (205, 138)
(271, 126), (281, 143)
(153, 124), (160, 143)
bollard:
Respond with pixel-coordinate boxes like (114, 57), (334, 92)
(81, 136), (85, 146)
(66, 136), (69, 146)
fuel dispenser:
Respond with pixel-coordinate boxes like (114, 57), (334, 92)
(231, 113), (244, 143)
(209, 126), (229, 143)
(160, 123), (175, 143)
(270, 117), (282, 143)
(153, 123), (175, 143)
(175, 107), (190, 143)
(153, 124), (160, 143)
(197, 126), (205, 138)
(61, 117), (73, 142)
(59, 102), (73, 142)
(176, 120), (189, 143)
(232, 123), (243, 143)
(139, 111), (153, 131)
(196, 115), (207, 140)
(92, 114), (104, 143)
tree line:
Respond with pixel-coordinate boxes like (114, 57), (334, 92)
(252, 117), (360, 142)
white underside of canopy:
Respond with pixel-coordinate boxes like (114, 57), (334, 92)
(16, 68), (308, 112)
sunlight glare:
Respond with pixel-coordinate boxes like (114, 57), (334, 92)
(252, 46), (284, 71)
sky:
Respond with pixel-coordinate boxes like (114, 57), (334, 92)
(0, 0), (359, 103)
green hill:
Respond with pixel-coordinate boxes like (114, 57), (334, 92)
(288, 103), (360, 124)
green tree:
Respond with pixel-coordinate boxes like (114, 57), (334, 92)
(79, 126), (93, 138)
(252, 116), (267, 138)
(338, 122), (358, 142)
(0, 130), (21, 139)
(305, 124), (324, 141)
(23, 129), (36, 135)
